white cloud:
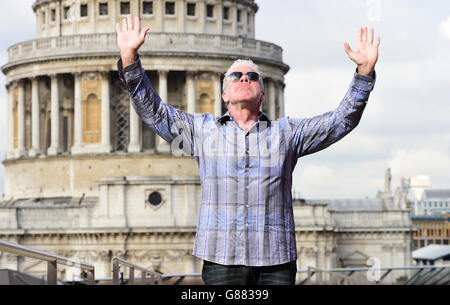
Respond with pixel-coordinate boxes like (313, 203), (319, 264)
(439, 16), (450, 39)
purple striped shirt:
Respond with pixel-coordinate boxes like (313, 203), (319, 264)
(118, 59), (376, 266)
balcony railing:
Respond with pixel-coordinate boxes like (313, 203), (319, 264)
(6, 33), (283, 65)
(112, 257), (162, 285)
(3, 239), (447, 285)
(0, 239), (95, 285)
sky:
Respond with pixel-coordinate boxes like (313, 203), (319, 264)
(0, 0), (449, 199)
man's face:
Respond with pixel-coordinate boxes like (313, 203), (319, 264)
(222, 65), (265, 108)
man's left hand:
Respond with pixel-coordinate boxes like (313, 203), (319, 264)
(344, 27), (380, 77)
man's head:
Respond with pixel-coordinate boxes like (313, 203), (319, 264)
(222, 59), (265, 110)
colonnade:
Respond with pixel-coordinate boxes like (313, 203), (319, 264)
(5, 69), (285, 159)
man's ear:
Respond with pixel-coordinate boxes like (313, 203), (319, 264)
(260, 90), (266, 103)
(222, 91), (229, 103)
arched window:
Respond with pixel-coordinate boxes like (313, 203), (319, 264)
(198, 93), (214, 114)
(83, 93), (101, 143)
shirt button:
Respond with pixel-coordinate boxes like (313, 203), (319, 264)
(368, 82), (372, 86)
(245, 167), (250, 171)
(246, 204), (249, 208)
(246, 223), (249, 226)
(245, 186), (249, 190)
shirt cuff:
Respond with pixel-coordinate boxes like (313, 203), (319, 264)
(352, 68), (376, 91)
(117, 56), (143, 89)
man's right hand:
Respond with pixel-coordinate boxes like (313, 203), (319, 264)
(116, 15), (150, 67)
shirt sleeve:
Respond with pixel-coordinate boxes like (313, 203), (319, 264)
(117, 57), (196, 156)
(290, 70), (376, 158)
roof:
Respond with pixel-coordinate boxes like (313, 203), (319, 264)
(423, 189), (450, 200)
(412, 245), (450, 261)
(304, 198), (384, 211)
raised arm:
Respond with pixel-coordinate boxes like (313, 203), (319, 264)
(292, 27), (380, 158)
(116, 15), (197, 157)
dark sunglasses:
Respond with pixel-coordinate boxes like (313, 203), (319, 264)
(228, 71), (260, 82)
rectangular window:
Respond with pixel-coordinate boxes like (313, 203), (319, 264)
(206, 4), (214, 18)
(99, 3), (108, 16)
(63, 6), (70, 20)
(63, 116), (68, 153)
(143, 1), (153, 14)
(120, 2), (130, 15)
(223, 7), (229, 20)
(237, 9), (241, 22)
(42, 11), (46, 24)
(165, 2), (175, 15)
(51, 9), (56, 22)
(80, 4), (88, 17)
(187, 3), (196, 16)
(247, 12), (250, 24)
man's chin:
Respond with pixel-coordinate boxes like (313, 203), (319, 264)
(229, 99), (257, 105)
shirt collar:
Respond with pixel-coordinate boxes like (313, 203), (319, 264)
(217, 111), (271, 125)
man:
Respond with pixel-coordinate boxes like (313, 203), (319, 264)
(116, 15), (380, 285)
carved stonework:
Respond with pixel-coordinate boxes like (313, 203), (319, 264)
(304, 247), (318, 258)
(382, 244), (393, 252)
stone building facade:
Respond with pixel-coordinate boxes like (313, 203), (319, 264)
(1, 0), (413, 284)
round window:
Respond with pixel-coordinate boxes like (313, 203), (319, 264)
(148, 192), (162, 206)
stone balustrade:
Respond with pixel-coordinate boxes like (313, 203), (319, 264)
(7, 32), (283, 65)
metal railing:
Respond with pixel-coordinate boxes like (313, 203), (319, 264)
(0, 239), (95, 285)
(112, 257), (162, 285)
(297, 265), (450, 285)
(1, 239), (448, 285)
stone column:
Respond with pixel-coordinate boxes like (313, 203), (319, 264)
(186, 71), (196, 113)
(29, 77), (41, 157)
(231, 5), (237, 36)
(157, 70), (170, 152)
(249, 11), (255, 38)
(17, 80), (25, 157)
(56, 0), (61, 37)
(242, 8), (248, 36)
(48, 74), (61, 155)
(216, 1), (223, 35)
(100, 72), (112, 153)
(71, 72), (83, 154)
(213, 72), (222, 116)
(279, 83), (285, 118)
(128, 97), (141, 153)
(199, 0), (206, 33)
(6, 83), (14, 158)
(178, 0), (186, 32)
(157, 0), (163, 31)
(268, 79), (276, 119)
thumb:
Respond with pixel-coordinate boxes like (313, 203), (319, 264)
(140, 27), (150, 41)
(343, 42), (353, 57)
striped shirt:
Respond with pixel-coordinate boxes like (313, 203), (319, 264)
(118, 59), (376, 266)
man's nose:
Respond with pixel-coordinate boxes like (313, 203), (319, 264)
(239, 74), (249, 82)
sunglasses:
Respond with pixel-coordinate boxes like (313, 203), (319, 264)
(228, 71), (260, 82)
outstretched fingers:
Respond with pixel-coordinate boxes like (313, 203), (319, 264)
(127, 14), (133, 30)
(140, 27), (150, 40)
(362, 27), (368, 43)
(122, 18), (128, 31)
(368, 28), (374, 45)
(135, 16), (141, 32)
(357, 27), (363, 44)
(343, 42), (353, 56)
(375, 36), (381, 48)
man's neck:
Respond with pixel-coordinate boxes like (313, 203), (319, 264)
(228, 105), (259, 131)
